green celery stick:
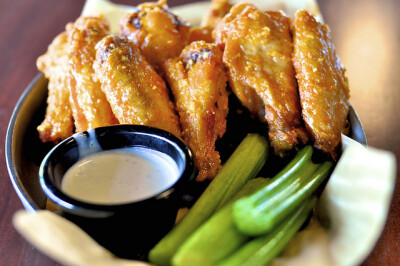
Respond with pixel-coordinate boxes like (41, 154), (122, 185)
(228, 145), (313, 236)
(233, 161), (333, 236)
(251, 161), (319, 216)
(218, 197), (317, 266)
(237, 145), (313, 210)
(257, 161), (332, 232)
(149, 134), (269, 266)
(172, 178), (270, 266)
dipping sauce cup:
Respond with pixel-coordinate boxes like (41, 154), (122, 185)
(39, 125), (196, 259)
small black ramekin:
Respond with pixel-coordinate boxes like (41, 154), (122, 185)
(39, 125), (196, 259)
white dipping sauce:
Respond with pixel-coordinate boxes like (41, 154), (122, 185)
(61, 147), (180, 205)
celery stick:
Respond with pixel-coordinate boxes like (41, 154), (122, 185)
(238, 145), (313, 210)
(251, 162), (319, 216)
(149, 134), (269, 266)
(172, 178), (269, 266)
(226, 177), (271, 204)
(233, 161), (333, 236)
(218, 197), (316, 266)
(260, 161), (333, 230)
(229, 145), (313, 236)
(264, 146), (313, 188)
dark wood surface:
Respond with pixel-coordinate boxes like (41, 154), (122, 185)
(0, 0), (398, 265)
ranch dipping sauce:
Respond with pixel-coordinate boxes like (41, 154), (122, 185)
(61, 147), (180, 205)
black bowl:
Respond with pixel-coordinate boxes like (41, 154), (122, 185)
(39, 124), (196, 259)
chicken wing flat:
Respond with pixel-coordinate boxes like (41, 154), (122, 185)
(93, 35), (181, 137)
(37, 31), (74, 143)
(214, 4), (308, 155)
(119, 0), (190, 73)
(213, 3), (267, 120)
(163, 41), (228, 181)
(293, 10), (350, 160)
(67, 16), (118, 132)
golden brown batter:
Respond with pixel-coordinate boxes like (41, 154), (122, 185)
(67, 16), (118, 132)
(93, 35), (181, 137)
(293, 10), (350, 160)
(119, 0), (190, 73)
(214, 4), (308, 155)
(37, 31), (74, 143)
(163, 41), (229, 181)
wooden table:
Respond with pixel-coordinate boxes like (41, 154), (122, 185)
(0, 0), (398, 265)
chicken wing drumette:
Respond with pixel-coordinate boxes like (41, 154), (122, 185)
(93, 35), (181, 137)
(120, 0), (190, 73)
(293, 10), (350, 160)
(67, 16), (118, 132)
(163, 41), (229, 181)
(214, 4), (308, 156)
(37, 30), (74, 143)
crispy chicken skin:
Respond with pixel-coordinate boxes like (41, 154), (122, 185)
(67, 16), (118, 132)
(213, 2), (247, 49)
(93, 35), (181, 137)
(37, 31), (74, 143)
(213, 3), (265, 119)
(119, 0), (190, 73)
(163, 41), (228, 181)
(214, 4), (308, 155)
(293, 10), (350, 160)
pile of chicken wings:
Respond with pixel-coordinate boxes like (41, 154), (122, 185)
(37, 0), (350, 181)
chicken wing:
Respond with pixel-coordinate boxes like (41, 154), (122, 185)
(163, 41), (228, 181)
(119, 0), (190, 73)
(67, 16), (118, 132)
(93, 35), (181, 137)
(214, 4), (308, 156)
(37, 30), (74, 143)
(293, 10), (350, 160)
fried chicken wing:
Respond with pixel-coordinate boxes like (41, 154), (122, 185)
(93, 35), (181, 137)
(225, 66), (266, 122)
(293, 10), (350, 160)
(214, 4), (308, 155)
(213, 2), (247, 49)
(37, 31), (74, 143)
(163, 41), (228, 181)
(119, 0), (190, 73)
(67, 16), (118, 132)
